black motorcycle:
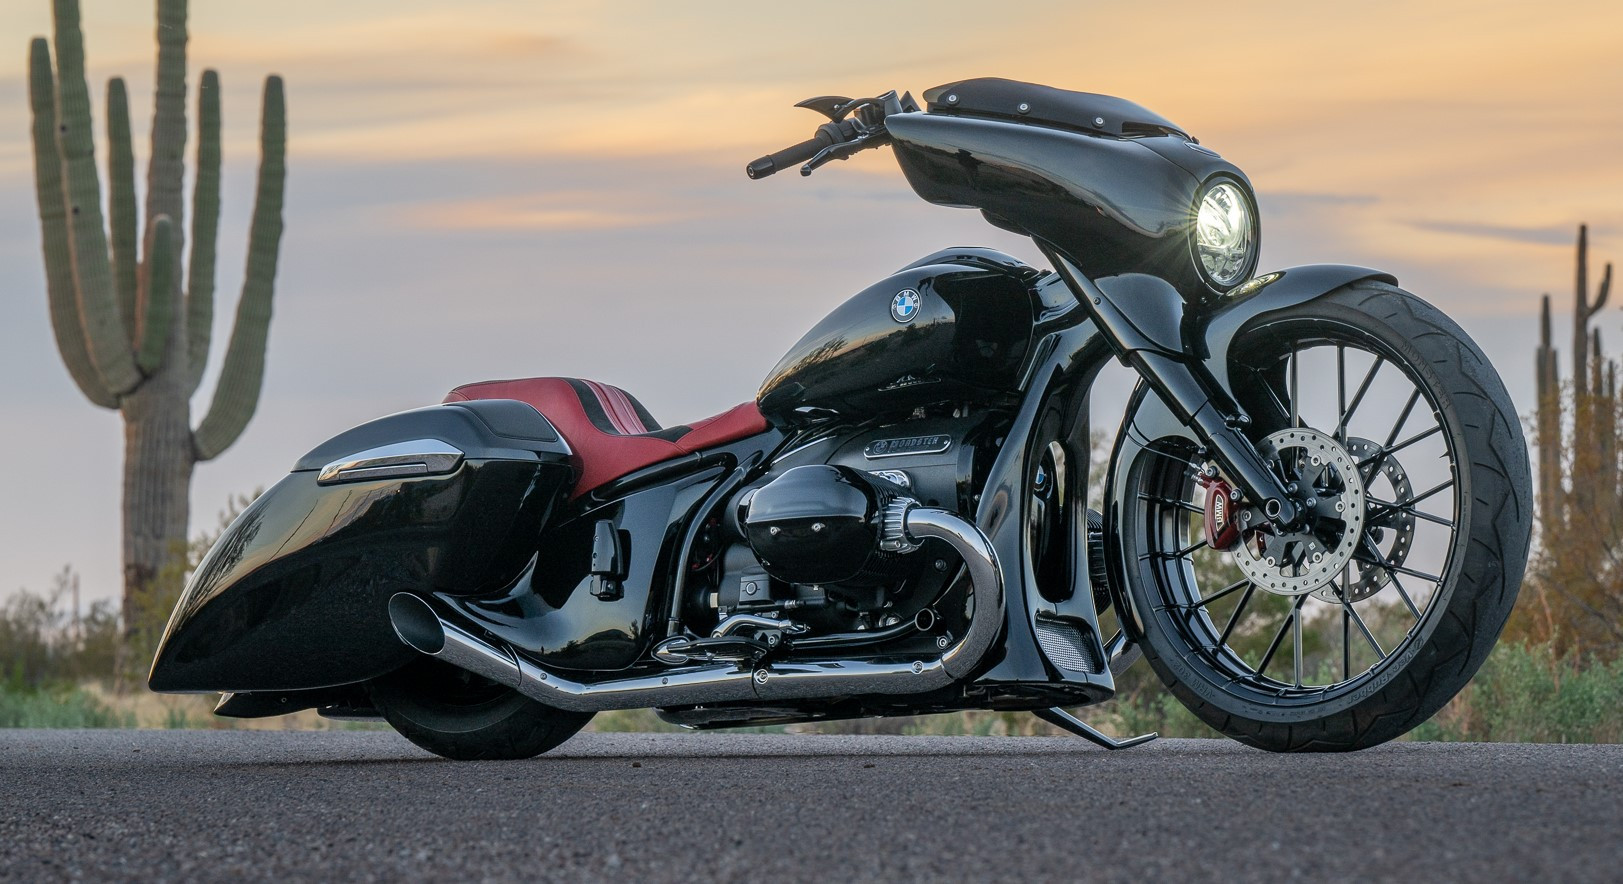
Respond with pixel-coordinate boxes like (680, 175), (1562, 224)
(150, 78), (1531, 757)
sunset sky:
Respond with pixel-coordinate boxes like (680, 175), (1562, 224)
(2, 0), (1620, 603)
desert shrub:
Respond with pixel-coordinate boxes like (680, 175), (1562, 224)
(0, 567), (120, 690)
(1413, 640), (1623, 744)
(0, 684), (134, 728)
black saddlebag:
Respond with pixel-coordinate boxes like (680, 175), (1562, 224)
(148, 400), (572, 692)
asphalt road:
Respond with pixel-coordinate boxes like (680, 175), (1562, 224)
(2, 730), (1620, 882)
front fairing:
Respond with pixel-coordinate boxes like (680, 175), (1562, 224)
(886, 111), (1250, 302)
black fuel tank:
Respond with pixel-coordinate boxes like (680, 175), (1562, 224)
(757, 250), (1037, 427)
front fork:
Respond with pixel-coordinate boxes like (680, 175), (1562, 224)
(1048, 256), (1300, 527)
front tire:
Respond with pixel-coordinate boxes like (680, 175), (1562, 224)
(368, 658), (592, 760)
(1117, 281), (1531, 751)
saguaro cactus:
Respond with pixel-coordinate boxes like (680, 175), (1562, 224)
(27, 0), (286, 636)
(1569, 227), (1614, 522)
(1573, 224), (1612, 398)
(1522, 225), (1623, 655)
(1534, 293), (1562, 532)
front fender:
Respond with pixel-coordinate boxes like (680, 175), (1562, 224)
(1102, 264), (1395, 636)
(1193, 264), (1396, 391)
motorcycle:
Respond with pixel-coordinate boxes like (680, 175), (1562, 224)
(149, 78), (1532, 758)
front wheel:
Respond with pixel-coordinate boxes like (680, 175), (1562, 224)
(1117, 281), (1531, 751)
(368, 658), (592, 760)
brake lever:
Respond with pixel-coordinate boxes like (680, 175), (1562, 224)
(792, 89), (913, 176)
(799, 132), (877, 176)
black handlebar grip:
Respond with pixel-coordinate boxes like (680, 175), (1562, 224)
(745, 129), (837, 179)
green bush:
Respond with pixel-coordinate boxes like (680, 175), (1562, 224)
(0, 567), (120, 690)
(1413, 640), (1623, 744)
(0, 684), (134, 728)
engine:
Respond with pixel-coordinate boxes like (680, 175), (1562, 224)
(742, 465), (917, 586)
(682, 411), (995, 641)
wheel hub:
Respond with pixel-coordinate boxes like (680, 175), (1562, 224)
(1231, 428), (1366, 596)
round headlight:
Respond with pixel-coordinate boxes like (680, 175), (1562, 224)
(1194, 180), (1257, 290)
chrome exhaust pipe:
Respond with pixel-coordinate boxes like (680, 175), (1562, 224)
(386, 506), (1002, 712)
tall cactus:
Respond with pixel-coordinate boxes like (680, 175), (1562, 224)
(1573, 224), (1612, 397)
(1534, 293), (1562, 534)
(1520, 225), (1623, 656)
(27, 0), (286, 638)
(1569, 226), (1613, 523)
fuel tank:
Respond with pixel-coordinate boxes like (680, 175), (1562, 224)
(757, 249), (1039, 427)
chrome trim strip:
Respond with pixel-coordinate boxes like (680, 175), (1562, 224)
(386, 506), (1003, 712)
(317, 439), (465, 485)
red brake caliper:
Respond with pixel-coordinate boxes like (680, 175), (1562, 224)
(1199, 476), (1242, 551)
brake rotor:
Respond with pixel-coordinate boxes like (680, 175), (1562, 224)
(1312, 437), (1417, 603)
(1231, 428), (1366, 597)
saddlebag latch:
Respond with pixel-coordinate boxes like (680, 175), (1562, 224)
(589, 520), (628, 601)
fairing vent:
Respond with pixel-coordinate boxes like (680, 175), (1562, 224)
(1034, 617), (1102, 674)
(1120, 121), (1188, 139)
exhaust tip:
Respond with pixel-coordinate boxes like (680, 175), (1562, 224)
(388, 592), (447, 655)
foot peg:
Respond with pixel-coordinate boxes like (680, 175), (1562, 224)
(1034, 707), (1157, 750)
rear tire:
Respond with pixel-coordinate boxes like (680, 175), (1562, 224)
(1117, 281), (1531, 751)
(367, 658), (592, 760)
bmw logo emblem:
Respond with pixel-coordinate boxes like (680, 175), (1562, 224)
(890, 289), (921, 323)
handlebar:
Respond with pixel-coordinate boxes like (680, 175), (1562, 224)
(745, 121), (854, 179)
(744, 90), (916, 180)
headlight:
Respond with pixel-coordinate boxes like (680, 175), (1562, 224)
(1193, 179), (1257, 290)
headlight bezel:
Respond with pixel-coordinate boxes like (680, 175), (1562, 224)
(1189, 174), (1260, 294)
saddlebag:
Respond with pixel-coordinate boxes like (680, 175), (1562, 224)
(148, 399), (573, 693)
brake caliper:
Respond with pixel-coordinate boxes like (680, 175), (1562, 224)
(1199, 474), (1242, 552)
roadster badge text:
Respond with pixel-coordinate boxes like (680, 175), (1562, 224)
(864, 434), (952, 459)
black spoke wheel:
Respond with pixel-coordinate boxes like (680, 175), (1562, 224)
(1117, 281), (1530, 751)
(368, 657), (592, 760)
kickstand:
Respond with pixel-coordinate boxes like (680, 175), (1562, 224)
(1034, 707), (1158, 750)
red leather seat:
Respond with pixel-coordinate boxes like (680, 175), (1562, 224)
(444, 377), (769, 498)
